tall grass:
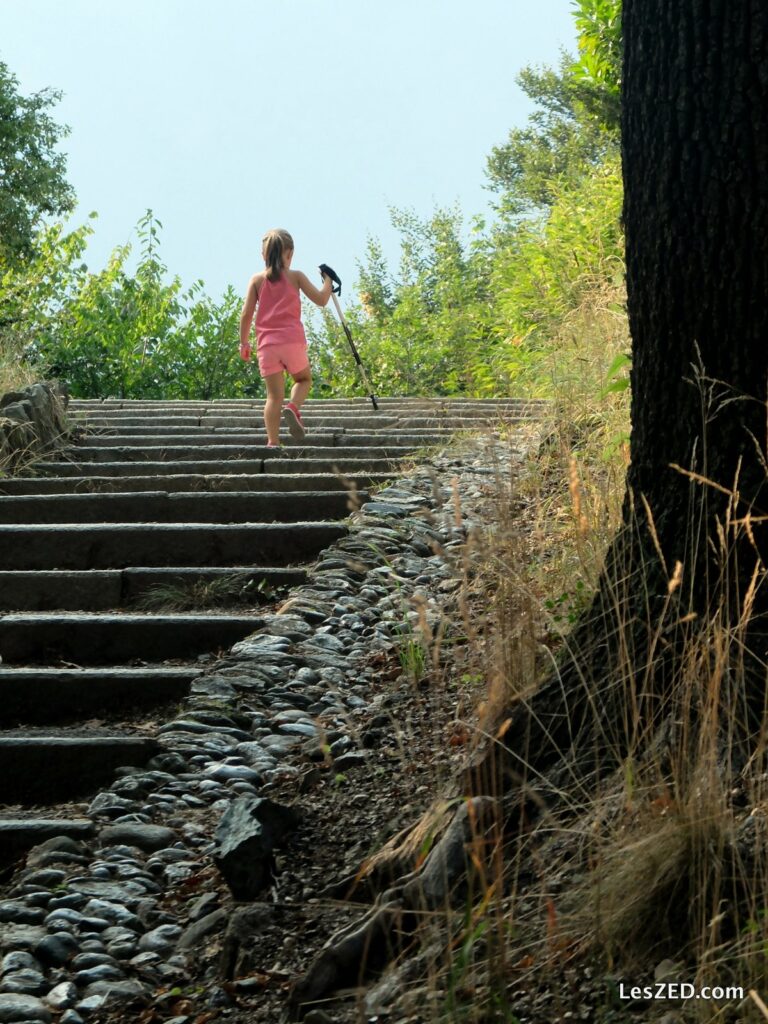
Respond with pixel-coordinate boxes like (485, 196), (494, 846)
(0, 340), (35, 395)
(377, 281), (768, 1023)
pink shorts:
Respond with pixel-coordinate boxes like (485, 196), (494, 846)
(257, 342), (310, 379)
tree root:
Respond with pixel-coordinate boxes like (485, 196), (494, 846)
(285, 796), (498, 1021)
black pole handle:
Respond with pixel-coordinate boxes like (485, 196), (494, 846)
(319, 263), (342, 294)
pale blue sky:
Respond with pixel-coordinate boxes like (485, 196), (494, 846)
(1, 1), (577, 298)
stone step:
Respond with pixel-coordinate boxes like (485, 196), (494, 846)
(0, 567), (307, 610)
(66, 444), (419, 463)
(69, 397), (544, 408)
(72, 414), (530, 429)
(0, 521), (347, 570)
(0, 471), (395, 495)
(70, 434), (448, 454)
(77, 430), (457, 446)
(0, 735), (160, 803)
(0, 667), (196, 724)
(0, 612), (260, 664)
(31, 457), (402, 477)
(0, 489), (363, 524)
(0, 819), (95, 867)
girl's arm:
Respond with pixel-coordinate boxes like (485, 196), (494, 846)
(239, 274), (261, 357)
(295, 270), (333, 307)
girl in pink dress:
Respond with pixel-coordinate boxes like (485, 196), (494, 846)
(239, 229), (333, 447)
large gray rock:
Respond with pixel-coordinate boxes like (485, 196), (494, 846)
(97, 823), (177, 851)
(212, 797), (300, 899)
(0, 382), (68, 471)
(0, 992), (52, 1022)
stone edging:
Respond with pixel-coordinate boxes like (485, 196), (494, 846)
(0, 382), (70, 473)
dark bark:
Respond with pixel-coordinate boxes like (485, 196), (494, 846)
(622, 0), (768, 603)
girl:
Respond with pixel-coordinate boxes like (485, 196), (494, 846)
(239, 228), (333, 447)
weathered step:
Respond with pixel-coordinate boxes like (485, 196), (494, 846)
(0, 819), (95, 867)
(0, 567), (307, 610)
(0, 489), (363, 524)
(120, 566), (306, 603)
(0, 735), (160, 803)
(64, 444), (423, 464)
(0, 521), (347, 569)
(69, 397), (546, 411)
(31, 457), (402, 477)
(0, 613), (260, 664)
(67, 440), (444, 461)
(0, 667), (196, 724)
(73, 415), (520, 430)
(0, 471), (395, 495)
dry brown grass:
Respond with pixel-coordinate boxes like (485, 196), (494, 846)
(373, 283), (768, 1022)
(0, 341), (36, 397)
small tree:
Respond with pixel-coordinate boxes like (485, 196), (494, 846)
(0, 61), (75, 266)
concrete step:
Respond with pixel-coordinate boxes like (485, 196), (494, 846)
(0, 489), (363, 524)
(0, 567), (307, 610)
(72, 415), (528, 430)
(67, 439), (445, 461)
(66, 444), (419, 463)
(78, 430), (457, 446)
(69, 397), (545, 408)
(31, 457), (402, 477)
(0, 612), (261, 664)
(0, 471), (395, 495)
(0, 521), (347, 569)
(0, 735), (161, 803)
(0, 667), (196, 724)
(0, 819), (95, 867)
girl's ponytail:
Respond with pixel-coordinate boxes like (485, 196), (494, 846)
(263, 228), (294, 282)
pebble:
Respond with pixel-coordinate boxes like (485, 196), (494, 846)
(0, 952), (38, 976)
(138, 925), (182, 956)
(44, 981), (78, 1010)
(0, 992), (52, 1022)
(203, 764), (262, 784)
(0, 903), (45, 926)
(73, 963), (125, 986)
(0, 968), (47, 995)
(97, 824), (177, 852)
(35, 933), (79, 967)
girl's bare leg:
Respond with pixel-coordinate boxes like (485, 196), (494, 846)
(263, 372), (285, 444)
(289, 366), (312, 409)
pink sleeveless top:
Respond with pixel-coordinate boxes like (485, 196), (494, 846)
(255, 274), (307, 348)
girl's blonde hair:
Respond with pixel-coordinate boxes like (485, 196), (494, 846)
(263, 228), (294, 281)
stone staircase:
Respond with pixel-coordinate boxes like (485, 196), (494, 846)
(0, 396), (544, 853)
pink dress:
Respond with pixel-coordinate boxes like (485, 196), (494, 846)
(254, 274), (309, 377)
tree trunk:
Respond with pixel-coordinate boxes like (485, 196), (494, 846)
(471, 1), (768, 798)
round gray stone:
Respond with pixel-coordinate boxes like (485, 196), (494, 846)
(45, 981), (78, 1010)
(97, 824), (177, 851)
(0, 969), (46, 996)
(0, 952), (38, 976)
(34, 932), (78, 967)
(0, 992), (52, 1022)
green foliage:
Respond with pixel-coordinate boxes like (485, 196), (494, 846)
(308, 205), (496, 398)
(487, 155), (624, 394)
(571, 0), (622, 111)
(486, 54), (617, 218)
(0, 61), (75, 266)
(1, 211), (259, 399)
(308, 153), (624, 402)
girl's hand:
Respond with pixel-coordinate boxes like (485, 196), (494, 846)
(240, 340), (252, 361)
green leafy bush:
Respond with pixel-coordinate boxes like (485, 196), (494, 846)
(2, 211), (260, 400)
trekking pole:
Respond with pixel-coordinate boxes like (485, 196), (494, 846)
(320, 264), (379, 411)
